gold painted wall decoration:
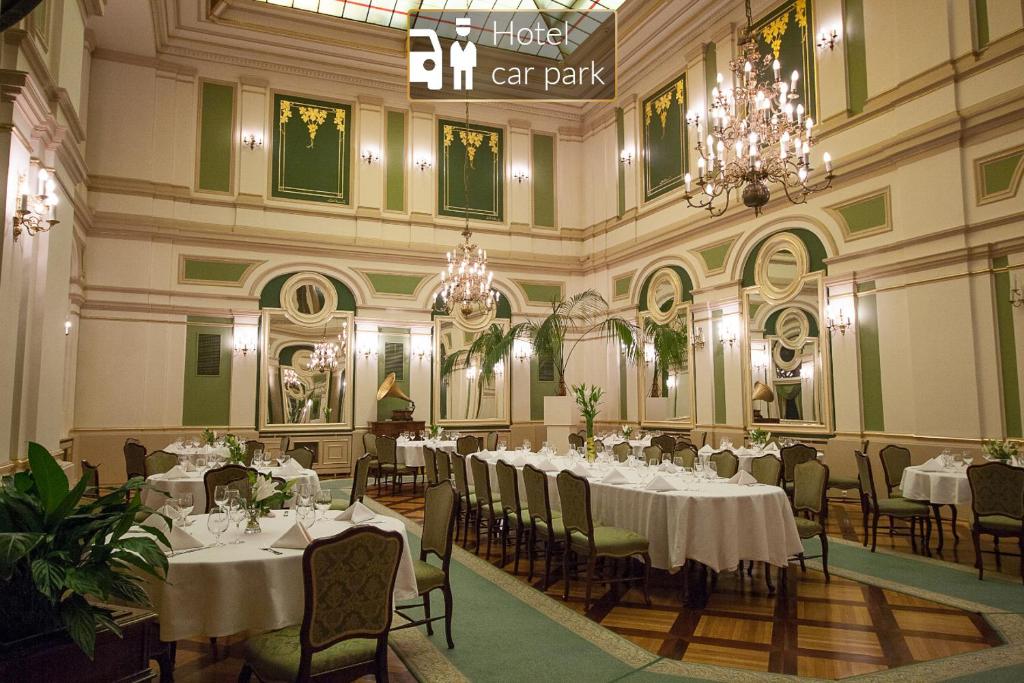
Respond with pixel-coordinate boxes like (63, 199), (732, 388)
(272, 93), (352, 204)
(438, 118), (504, 222)
(642, 74), (688, 202)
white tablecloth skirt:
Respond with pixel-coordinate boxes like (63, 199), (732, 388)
(468, 453), (803, 573)
(142, 467), (320, 513)
(164, 443), (231, 460)
(601, 437), (652, 458)
(396, 440), (456, 468)
(146, 513), (417, 641)
(900, 466), (971, 505)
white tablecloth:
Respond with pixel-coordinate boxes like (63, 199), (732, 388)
(601, 437), (652, 458)
(145, 513), (417, 641)
(164, 443), (231, 460)
(396, 439), (457, 468)
(900, 465), (971, 505)
(698, 445), (822, 473)
(468, 452), (802, 573)
(142, 467), (320, 513)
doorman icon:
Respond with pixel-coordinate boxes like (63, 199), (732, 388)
(409, 27), (443, 90)
(450, 18), (477, 91)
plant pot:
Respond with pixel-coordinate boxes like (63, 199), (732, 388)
(245, 506), (263, 534)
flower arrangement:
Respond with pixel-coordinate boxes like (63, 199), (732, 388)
(224, 434), (246, 464)
(243, 471), (293, 533)
(572, 384), (605, 461)
(749, 428), (772, 448)
(201, 428), (218, 446)
(982, 439), (1022, 463)
(427, 424), (443, 439)
(621, 424), (633, 439)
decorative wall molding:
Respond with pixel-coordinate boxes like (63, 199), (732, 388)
(513, 279), (565, 306)
(974, 144), (1024, 205)
(177, 255), (263, 287)
(694, 237), (738, 276)
(826, 187), (893, 241)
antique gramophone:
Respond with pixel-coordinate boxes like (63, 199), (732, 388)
(376, 372), (416, 421)
(752, 381), (776, 423)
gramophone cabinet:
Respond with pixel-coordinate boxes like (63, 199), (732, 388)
(368, 420), (426, 439)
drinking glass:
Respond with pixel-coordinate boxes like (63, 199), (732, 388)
(315, 489), (332, 522)
(278, 452), (291, 467)
(963, 453), (974, 466)
(673, 456), (685, 468)
(194, 455), (207, 471)
(213, 485), (229, 511)
(497, 442), (507, 452)
(523, 440), (532, 452)
(176, 493), (194, 523)
(708, 461), (718, 479)
(296, 501), (314, 526)
(207, 510), (230, 546)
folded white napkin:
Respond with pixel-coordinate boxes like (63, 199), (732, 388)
(140, 506), (174, 535)
(534, 457), (559, 472)
(336, 501), (376, 523)
(570, 463), (591, 478)
(764, 442), (779, 453)
(918, 457), (945, 472)
(280, 458), (305, 474)
(505, 454), (527, 467)
(698, 445), (714, 456)
(161, 465), (187, 480)
(727, 470), (759, 486)
(271, 521), (314, 550)
(167, 526), (203, 551)
(602, 468), (637, 485)
(657, 462), (680, 473)
(645, 475), (680, 492)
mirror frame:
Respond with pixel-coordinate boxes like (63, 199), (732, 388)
(645, 267), (684, 325)
(775, 307), (811, 350)
(432, 314), (511, 427)
(637, 301), (695, 430)
(259, 308), (354, 433)
(280, 272), (339, 327)
(742, 270), (834, 435)
(754, 232), (809, 305)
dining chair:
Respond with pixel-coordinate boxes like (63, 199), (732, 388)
(651, 434), (676, 456)
(286, 447), (315, 470)
(349, 454), (372, 507)
(435, 449), (453, 483)
(854, 451), (931, 554)
(123, 439), (147, 480)
(556, 470), (652, 611)
(568, 433), (585, 450)
(611, 442), (630, 462)
(144, 451), (178, 477)
(593, 438), (605, 454)
(494, 459), (529, 574)
(750, 454), (782, 486)
(394, 482), (457, 648)
(81, 460), (101, 499)
(423, 446), (439, 486)
(243, 441), (265, 466)
(362, 432), (380, 487)
(237, 527), (404, 683)
(711, 450), (739, 478)
(791, 460), (831, 582)
(522, 463), (563, 590)
(674, 437), (693, 452)
(469, 456), (502, 558)
(642, 445), (662, 465)
(449, 452), (476, 544)
(377, 436), (417, 494)
(780, 444), (817, 496)
(203, 465), (250, 512)
(879, 445), (912, 498)
(674, 444), (698, 469)
(485, 431), (499, 451)
(456, 435), (479, 456)
(967, 462), (1024, 583)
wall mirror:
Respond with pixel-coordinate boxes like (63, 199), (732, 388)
(744, 234), (832, 433)
(639, 268), (694, 428)
(260, 272), (353, 432)
(434, 311), (510, 426)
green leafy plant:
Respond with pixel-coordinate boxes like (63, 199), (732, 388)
(571, 384), (605, 437)
(621, 425), (634, 439)
(426, 424), (443, 439)
(246, 470), (293, 516)
(643, 318), (688, 398)
(224, 434), (245, 464)
(749, 428), (772, 448)
(0, 442), (168, 658)
(201, 428), (217, 446)
(982, 439), (1021, 462)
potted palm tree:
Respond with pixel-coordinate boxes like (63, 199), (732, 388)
(643, 318), (689, 398)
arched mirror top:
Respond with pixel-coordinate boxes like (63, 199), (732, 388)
(776, 307), (810, 350)
(645, 268), (684, 324)
(754, 233), (810, 304)
(281, 272), (338, 327)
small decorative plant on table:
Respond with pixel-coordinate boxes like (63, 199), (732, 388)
(427, 424), (443, 440)
(749, 428), (772, 449)
(621, 424), (633, 439)
(0, 442), (168, 658)
(982, 439), (1022, 465)
(201, 428), (218, 446)
(223, 434), (246, 464)
(572, 383), (605, 462)
(243, 471), (293, 534)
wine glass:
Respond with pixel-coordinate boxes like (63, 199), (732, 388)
(207, 510), (230, 546)
(315, 489), (332, 522)
(523, 439), (532, 453)
(213, 485), (229, 511)
(296, 499), (314, 527)
(194, 455), (207, 472)
(176, 493), (194, 525)
(278, 452), (291, 468)
(708, 461), (718, 480)
(963, 452), (974, 467)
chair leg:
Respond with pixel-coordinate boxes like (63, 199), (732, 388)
(924, 514), (932, 557)
(500, 517), (509, 567)
(871, 512), (880, 552)
(764, 562), (774, 593)
(861, 498), (870, 547)
(513, 524), (523, 576)
(485, 515), (494, 560)
(527, 528), (536, 581)
(798, 553), (806, 573)
(820, 532), (830, 582)
(562, 545), (572, 600)
(909, 517), (918, 553)
(423, 592), (433, 636)
(442, 584), (455, 649)
(238, 664), (254, 683)
(544, 538), (554, 591)
(375, 639), (390, 683)
(583, 555), (597, 612)
(994, 536), (1002, 570)
(950, 505), (960, 544)
(641, 553), (652, 606)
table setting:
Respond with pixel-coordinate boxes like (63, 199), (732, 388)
(698, 438), (823, 473)
(396, 433), (457, 468)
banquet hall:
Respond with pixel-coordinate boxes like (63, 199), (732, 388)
(1, 0), (1023, 681)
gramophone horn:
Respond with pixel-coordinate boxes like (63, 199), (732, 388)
(752, 381), (775, 403)
(376, 372), (413, 403)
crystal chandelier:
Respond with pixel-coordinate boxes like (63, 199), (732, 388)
(437, 103), (500, 316)
(306, 327), (347, 374)
(683, 0), (834, 217)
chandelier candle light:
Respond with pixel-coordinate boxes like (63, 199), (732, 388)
(682, 0), (834, 217)
(307, 327), (346, 374)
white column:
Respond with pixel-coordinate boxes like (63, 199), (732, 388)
(230, 315), (260, 429)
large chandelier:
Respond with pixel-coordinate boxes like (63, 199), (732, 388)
(437, 103), (500, 316)
(683, 0), (834, 217)
(306, 327), (347, 374)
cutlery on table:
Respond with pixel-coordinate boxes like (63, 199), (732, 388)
(169, 546), (210, 557)
(261, 547), (284, 555)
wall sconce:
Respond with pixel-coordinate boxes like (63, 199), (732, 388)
(800, 362), (814, 381)
(414, 157), (433, 171)
(826, 301), (853, 336)
(412, 336), (432, 361)
(466, 364), (479, 380)
(643, 342), (656, 365)
(513, 338), (533, 362)
(817, 27), (839, 51)
(493, 360), (505, 376)
(64, 319), (72, 336)
(665, 374), (677, 389)
(242, 133), (264, 150)
(512, 168), (530, 184)
(357, 330), (379, 360)
(752, 347), (770, 370)
(619, 150), (634, 166)
(361, 148), (382, 164)
(233, 328), (258, 357)
(13, 169), (59, 242)
(1010, 275), (1023, 309)
(691, 326), (706, 350)
(718, 319), (737, 347)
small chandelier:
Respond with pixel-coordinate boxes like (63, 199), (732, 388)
(307, 327), (347, 374)
(437, 103), (500, 316)
(683, 0), (834, 217)
(13, 169), (59, 241)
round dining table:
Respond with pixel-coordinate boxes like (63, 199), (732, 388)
(144, 512), (418, 641)
(900, 463), (971, 551)
(141, 466), (320, 513)
(163, 442), (231, 461)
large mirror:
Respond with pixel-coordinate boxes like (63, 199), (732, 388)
(260, 273), (353, 432)
(639, 268), (694, 428)
(743, 234), (833, 433)
(434, 310), (510, 426)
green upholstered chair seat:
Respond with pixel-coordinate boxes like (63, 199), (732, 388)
(243, 625), (377, 681)
(977, 514), (1024, 533)
(379, 462), (416, 473)
(877, 498), (930, 515)
(828, 475), (859, 490)
(570, 526), (649, 557)
(532, 515), (565, 539)
(794, 516), (824, 538)
(413, 559), (446, 594)
(507, 508), (529, 527)
(466, 492), (497, 507)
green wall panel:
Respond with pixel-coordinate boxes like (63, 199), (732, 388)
(994, 257), (1022, 437)
(712, 310), (726, 424)
(272, 93), (352, 204)
(517, 281), (563, 305)
(703, 42), (717, 126)
(619, 347), (628, 420)
(856, 283), (885, 432)
(753, 0), (816, 119)
(698, 240), (733, 273)
(182, 318), (233, 426)
(438, 119), (504, 222)
(843, 0), (868, 114)
(972, 0), (990, 50)
(837, 192), (888, 234)
(637, 266), (694, 311)
(365, 272), (427, 296)
(183, 258), (252, 283)
(615, 107), (625, 217)
(197, 81), (234, 193)
(642, 74), (688, 202)
(532, 133), (556, 228)
(386, 110), (406, 212)
(613, 274), (632, 299)
(981, 152), (1023, 196)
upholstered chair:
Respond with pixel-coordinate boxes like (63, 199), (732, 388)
(494, 459), (529, 574)
(81, 460), (101, 499)
(651, 434), (676, 456)
(855, 451), (932, 554)
(568, 433), (585, 450)
(967, 462), (1024, 583)
(780, 443), (817, 495)
(750, 454), (782, 486)
(642, 445), (662, 465)
(710, 450), (739, 479)
(243, 441), (264, 466)
(422, 446), (439, 486)
(611, 442), (630, 462)
(286, 447), (315, 470)
(522, 463), (563, 590)
(144, 451), (178, 477)
(469, 456), (502, 558)
(791, 460), (831, 581)
(449, 453), (476, 544)
(203, 465), (251, 513)
(238, 527), (404, 682)
(376, 436), (417, 494)
(123, 439), (147, 480)
(879, 445), (912, 498)
(435, 449), (453, 483)
(556, 470), (652, 611)
(456, 435), (479, 456)
(349, 454), (372, 507)
(485, 431), (499, 451)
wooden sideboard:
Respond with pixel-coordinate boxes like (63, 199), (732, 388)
(369, 420), (426, 439)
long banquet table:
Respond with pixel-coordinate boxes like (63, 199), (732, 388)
(396, 438), (457, 468)
(144, 512), (417, 641)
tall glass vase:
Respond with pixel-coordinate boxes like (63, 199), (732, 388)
(244, 505), (263, 534)
(585, 418), (596, 462)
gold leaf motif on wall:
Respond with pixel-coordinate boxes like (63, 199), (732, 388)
(760, 11), (790, 58)
(644, 102), (653, 126)
(298, 106), (328, 148)
(443, 125), (454, 148)
(488, 132), (499, 155)
(334, 108), (346, 134)
(458, 130), (484, 167)
(654, 92), (673, 134)
(279, 100), (293, 124)
(675, 80), (685, 106)
(795, 0), (807, 29)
